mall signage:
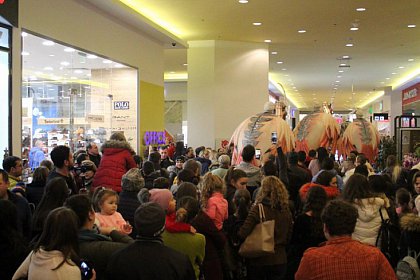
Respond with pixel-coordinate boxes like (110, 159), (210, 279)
(143, 131), (166, 146)
(402, 82), (420, 106)
(114, 101), (129, 110)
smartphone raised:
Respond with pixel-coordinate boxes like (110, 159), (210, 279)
(255, 149), (261, 159)
(80, 260), (93, 280)
(271, 131), (278, 144)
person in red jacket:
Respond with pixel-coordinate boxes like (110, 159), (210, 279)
(92, 132), (136, 193)
(299, 171), (340, 203)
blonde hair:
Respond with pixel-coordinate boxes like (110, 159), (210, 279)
(201, 173), (225, 208)
(255, 176), (289, 209)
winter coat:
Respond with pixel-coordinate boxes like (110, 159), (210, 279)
(13, 249), (80, 280)
(352, 197), (389, 246)
(238, 200), (293, 266)
(162, 230), (206, 279)
(191, 211), (226, 280)
(78, 228), (134, 280)
(118, 190), (141, 238)
(299, 182), (340, 202)
(399, 213), (420, 262)
(92, 140), (136, 192)
(25, 180), (46, 208)
(106, 239), (195, 280)
(28, 147), (45, 170)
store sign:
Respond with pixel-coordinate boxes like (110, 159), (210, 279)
(38, 118), (67, 125)
(402, 83), (420, 106)
(86, 114), (104, 123)
(143, 131), (165, 146)
(114, 101), (129, 110)
(373, 113), (389, 121)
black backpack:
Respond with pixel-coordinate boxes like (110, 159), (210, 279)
(376, 207), (401, 268)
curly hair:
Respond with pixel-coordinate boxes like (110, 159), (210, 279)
(201, 173), (225, 209)
(255, 176), (289, 209)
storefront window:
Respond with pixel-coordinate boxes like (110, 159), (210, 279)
(0, 24), (10, 158)
(22, 32), (138, 154)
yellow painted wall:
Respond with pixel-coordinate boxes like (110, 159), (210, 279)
(139, 81), (165, 154)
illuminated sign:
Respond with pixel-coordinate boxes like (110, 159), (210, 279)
(143, 131), (166, 146)
(113, 101), (129, 110)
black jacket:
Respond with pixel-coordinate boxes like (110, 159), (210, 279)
(25, 180), (46, 208)
(118, 190), (141, 238)
(106, 239), (195, 280)
(7, 190), (32, 241)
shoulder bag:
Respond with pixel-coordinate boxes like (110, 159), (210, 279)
(238, 203), (275, 258)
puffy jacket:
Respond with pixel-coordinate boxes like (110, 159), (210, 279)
(352, 197), (389, 246)
(93, 140), (136, 192)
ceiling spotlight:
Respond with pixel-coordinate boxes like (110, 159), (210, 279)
(385, 77), (390, 80)
(298, 29), (306, 33)
(337, 75), (342, 78)
(399, 66), (405, 69)
(342, 55), (350, 59)
(170, 71), (175, 74)
(408, 58), (414, 62)
(238, 0), (248, 3)
(346, 43), (354, 47)
(264, 39), (271, 43)
(276, 61), (283, 64)
(271, 51), (278, 55)
(340, 63), (347, 66)
(350, 27), (359, 31)
(87, 54), (98, 59)
(391, 72), (397, 75)
(64, 47), (75, 52)
(338, 70), (344, 73)
(356, 8), (366, 11)
(42, 40), (55, 46)
(335, 80), (340, 83)
(103, 59), (113, 64)
(253, 22), (262, 26)
(183, 63), (188, 66)
(407, 24), (416, 28)
(282, 68), (287, 71)
(21, 32), (28, 37)
(21, 51), (30, 56)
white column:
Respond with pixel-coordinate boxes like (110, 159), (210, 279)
(187, 40), (269, 148)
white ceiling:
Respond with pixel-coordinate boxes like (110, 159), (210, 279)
(84, 0), (420, 111)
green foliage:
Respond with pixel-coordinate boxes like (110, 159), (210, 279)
(377, 136), (396, 171)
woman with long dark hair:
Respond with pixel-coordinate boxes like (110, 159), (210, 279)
(31, 177), (69, 240)
(224, 167), (248, 216)
(13, 207), (88, 279)
(286, 186), (327, 279)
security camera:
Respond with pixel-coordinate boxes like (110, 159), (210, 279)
(171, 42), (176, 47)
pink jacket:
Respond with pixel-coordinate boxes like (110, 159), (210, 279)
(95, 211), (132, 235)
(205, 192), (228, 230)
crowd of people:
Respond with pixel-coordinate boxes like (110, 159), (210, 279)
(1, 132), (420, 280)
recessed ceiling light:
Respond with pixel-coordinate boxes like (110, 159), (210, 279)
(338, 70), (344, 73)
(408, 58), (414, 62)
(264, 39), (271, 43)
(337, 76), (342, 78)
(64, 47), (75, 52)
(21, 32), (28, 37)
(21, 51), (30, 56)
(346, 43), (354, 47)
(60, 61), (70, 66)
(391, 72), (397, 75)
(350, 27), (359, 31)
(298, 30), (306, 33)
(87, 54), (98, 59)
(103, 59), (113, 64)
(170, 71), (175, 74)
(335, 80), (340, 83)
(399, 66), (405, 69)
(342, 55), (350, 59)
(276, 61), (283, 64)
(356, 8), (366, 11)
(253, 22), (262, 26)
(42, 40), (55, 46)
(271, 51), (278, 55)
(238, 0), (248, 3)
(282, 68), (287, 71)
(386, 77), (390, 80)
(407, 24), (416, 28)
(49, 54), (55, 57)
(340, 63), (347, 66)
(183, 63), (188, 66)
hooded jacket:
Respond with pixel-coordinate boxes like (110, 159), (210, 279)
(352, 197), (389, 246)
(92, 140), (136, 192)
(399, 213), (420, 260)
(13, 249), (80, 280)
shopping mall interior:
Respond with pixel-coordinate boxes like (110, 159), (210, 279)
(0, 0), (419, 161)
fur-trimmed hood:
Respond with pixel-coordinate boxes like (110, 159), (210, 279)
(101, 139), (134, 153)
(400, 213), (420, 232)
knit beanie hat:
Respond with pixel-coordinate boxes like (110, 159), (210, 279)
(134, 202), (166, 237)
(121, 168), (144, 191)
(149, 189), (173, 211)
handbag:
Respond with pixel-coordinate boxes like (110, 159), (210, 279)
(238, 203), (275, 258)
